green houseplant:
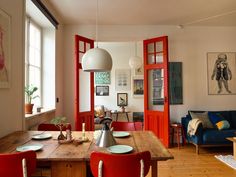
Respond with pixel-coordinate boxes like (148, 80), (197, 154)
(25, 85), (38, 114)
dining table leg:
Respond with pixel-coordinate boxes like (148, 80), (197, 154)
(151, 160), (158, 177)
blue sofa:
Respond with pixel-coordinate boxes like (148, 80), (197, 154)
(181, 110), (236, 154)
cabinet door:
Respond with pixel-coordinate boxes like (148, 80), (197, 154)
(51, 161), (86, 177)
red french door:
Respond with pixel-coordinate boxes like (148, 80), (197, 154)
(74, 35), (94, 131)
(143, 36), (170, 147)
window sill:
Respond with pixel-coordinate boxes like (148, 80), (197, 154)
(25, 108), (56, 120)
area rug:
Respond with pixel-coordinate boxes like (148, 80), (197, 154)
(215, 155), (236, 170)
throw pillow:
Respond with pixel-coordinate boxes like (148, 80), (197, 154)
(190, 111), (214, 128)
(216, 120), (230, 130)
(208, 112), (224, 125)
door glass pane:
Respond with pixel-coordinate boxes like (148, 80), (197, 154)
(86, 43), (91, 51)
(79, 41), (84, 52)
(79, 69), (91, 112)
(156, 53), (163, 63)
(148, 54), (155, 64)
(148, 69), (164, 111)
(155, 41), (163, 52)
(79, 52), (84, 63)
(147, 43), (154, 53)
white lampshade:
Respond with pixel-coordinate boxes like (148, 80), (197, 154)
(82, 48), (113, 72)
(129, 56), (142, 69)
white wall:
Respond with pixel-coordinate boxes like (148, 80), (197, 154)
(63, 25), (236, 128)
(0, 0), (25, 137)
(0, 0), (64, 137)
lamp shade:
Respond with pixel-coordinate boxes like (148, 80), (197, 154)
(129, 56), (142, 69)
(82, 48), (113, 72)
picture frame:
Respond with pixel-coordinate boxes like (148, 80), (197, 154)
(95, 86), (109, 96)
(95, 72), (111, 84)
(0, 8), (11, 88)
(132, 76), (144, 97)
(207, 52), (236, 95)
(117, 93), (128, 106)
(115, 69), (131, 91)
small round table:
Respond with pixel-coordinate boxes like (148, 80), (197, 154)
(170, 123), (186, 148)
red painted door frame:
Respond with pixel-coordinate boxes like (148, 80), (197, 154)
(74, 35), (94, 131)
(143, 36), (170, 147)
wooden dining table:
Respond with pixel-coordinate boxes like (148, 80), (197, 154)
(0, 130), (173, 177)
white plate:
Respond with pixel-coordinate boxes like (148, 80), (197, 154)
(107, 145), (133, 154)
(16, 144), (44, 152)
(113, 131), (130, 138)
(32, 133), (52, 140)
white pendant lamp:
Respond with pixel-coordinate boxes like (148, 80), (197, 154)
(82, 0), (112, 72)
(129, 42), (142, 69)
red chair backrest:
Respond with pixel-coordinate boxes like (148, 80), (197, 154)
(90, 151), (151, 177)
(0, 150), (36, 177)
(38, 123), (71, 131)
(110, 121), (143, 131)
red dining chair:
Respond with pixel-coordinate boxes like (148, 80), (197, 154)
(38, 123), (71, 131)
(90, 151), (151, 177)
(110, 121), (143, 131)
(0, 150), (36, 177)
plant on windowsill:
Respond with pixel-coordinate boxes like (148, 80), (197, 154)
(25, 85), (39, 114)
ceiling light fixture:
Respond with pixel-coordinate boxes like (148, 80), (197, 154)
(82, 0), (112, 72)
(129, 42), (142, 69)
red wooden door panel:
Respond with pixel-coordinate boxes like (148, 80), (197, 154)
(143, 36), (170, 147)
(75, 35), (94, 131)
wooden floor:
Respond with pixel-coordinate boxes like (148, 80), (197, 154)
(147, 144), (236, 177)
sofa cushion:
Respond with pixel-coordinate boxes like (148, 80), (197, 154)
(208, 112), (224, 125)
(209, 111), (232, 124)
(190, 112), (214, 128)
(202, 129), (235, 144)
(216, 120), (230, 130)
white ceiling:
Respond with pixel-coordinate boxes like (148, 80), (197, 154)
(47, 0), (236, 26)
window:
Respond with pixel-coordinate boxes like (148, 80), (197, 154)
(25, 18), (41, 107)
(25, 0), (56, 116)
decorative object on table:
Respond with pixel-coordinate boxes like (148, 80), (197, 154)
(96, 123), (116, 147)
(24, 85), (39, 114)
(95, 85), (109, 96)
(0, 8), (11, 88)
(81, 0), (112, 72)
(132, 76), (144, 98)
(95, 72), (110, 84)
(169, 62), (183, 104)
(117, 93), (128, 106)
(115, 69), (131, 91)
(50, 116), (69, 140)
(207, 52), (236, 95)
(120, 105), (126, 112)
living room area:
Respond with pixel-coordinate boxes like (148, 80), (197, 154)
(1, 0), (236, 177)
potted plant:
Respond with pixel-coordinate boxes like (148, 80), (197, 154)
(25, 85), (39, 114)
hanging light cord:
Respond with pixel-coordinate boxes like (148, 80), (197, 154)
(96, 0), (98, 48)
